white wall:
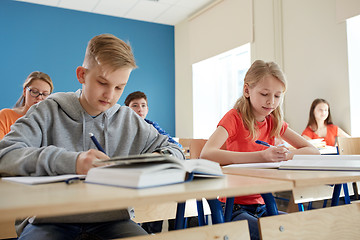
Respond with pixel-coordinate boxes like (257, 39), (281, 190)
(282, 0), (350, 134)
(175, 0), (353, 137)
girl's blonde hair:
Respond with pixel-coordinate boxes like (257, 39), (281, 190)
(15, 71), (54, 108)
(83, 33), (137, 71)
(234, 60), (287, 141)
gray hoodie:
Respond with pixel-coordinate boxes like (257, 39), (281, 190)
(0, 90), (184, 232)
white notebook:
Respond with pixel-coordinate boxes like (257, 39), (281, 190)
(2, 174), (86, 185)
(278, 155), (360, 171)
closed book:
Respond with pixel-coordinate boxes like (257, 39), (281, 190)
(85, 154), (223, 188)
(278, 155), (360, 171)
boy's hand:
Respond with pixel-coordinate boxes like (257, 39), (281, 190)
(262, 146), (290, 162)
(76, 149), (109, 174)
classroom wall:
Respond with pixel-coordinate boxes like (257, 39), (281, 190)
(282, 0), (350, 135)
(175, 0), (352, 137)
(175, 0), (252, 138)
(0, 0), (176, 136)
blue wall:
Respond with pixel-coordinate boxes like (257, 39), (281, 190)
(0, 0), (176, 135)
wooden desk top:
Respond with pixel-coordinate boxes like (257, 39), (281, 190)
(0, 174), (292, 221)
(222, 168), (360, 188)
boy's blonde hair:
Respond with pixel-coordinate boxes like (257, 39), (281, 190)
(15, 71), (54, 108)
(83, 34), (137, 71)
(234, 60), (287, 141)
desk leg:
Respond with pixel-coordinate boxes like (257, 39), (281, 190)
(343, 183), (351, 204)
(196, 200), (206, 226)
(322, 199), (328, 208)
(224, 197), (234, 222)
(331, 184), (342, 206)
(352, 182), (359, 200)
(261, 193), (279, 216)
(298, 203), (305, 212)
(175, 202), (186, 229)
(207, 199), (225, 224)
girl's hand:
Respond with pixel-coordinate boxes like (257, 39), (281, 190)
(261, 146), (290, 162)
(76, 149), (110, 174)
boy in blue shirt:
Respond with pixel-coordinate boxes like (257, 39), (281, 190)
(125, 91), (182, 148)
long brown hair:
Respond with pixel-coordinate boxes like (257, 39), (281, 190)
(306, 98), (333, 131)
(15, 71), (53, 108)
(233, 60), (287, 141)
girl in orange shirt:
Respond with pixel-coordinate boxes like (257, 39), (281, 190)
(302, 98), (350, 146)
(0, 71), (53, 139)
(201, 60), (319, 240)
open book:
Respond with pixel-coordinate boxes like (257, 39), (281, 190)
(85, 154), (224, 188)
(278, 155), (360, 171)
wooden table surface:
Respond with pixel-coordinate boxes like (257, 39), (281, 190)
(0, 174), (293, 221)
(222, 168), (360, 187)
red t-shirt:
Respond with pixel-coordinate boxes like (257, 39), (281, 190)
(218, 109), (288, 205)
(302, 124), (338, 146)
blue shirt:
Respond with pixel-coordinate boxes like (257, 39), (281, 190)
(145, 119), (182, 148)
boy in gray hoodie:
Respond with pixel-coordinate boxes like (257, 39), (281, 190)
(0, 33), (184, 239)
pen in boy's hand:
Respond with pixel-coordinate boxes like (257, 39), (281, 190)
(65, 177), (81, 185)
(89, 133), (106, 154)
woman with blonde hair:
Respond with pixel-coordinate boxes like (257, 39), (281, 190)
(0, 71), (53, 139)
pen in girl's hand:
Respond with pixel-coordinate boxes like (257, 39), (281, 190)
(89, 133), (106, 154)
(255, 140), (272, 147)
(255, 140), (290, 152)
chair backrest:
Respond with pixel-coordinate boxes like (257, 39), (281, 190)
(0, 220), (16, 239)
(189, 139), (227, 159)
(189, 139), (208, 159)
(118, 220), (250, 240)
(338, 137), (360, 155)
(259, 202), (360, 239)
(178, 138), (192, 159)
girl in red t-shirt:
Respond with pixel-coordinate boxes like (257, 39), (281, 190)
(201, 60), (319, 240)
(302, 98), (350, 146)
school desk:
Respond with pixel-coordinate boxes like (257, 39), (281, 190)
(222, 168), (360, 207)
(0, 174), (293, 225)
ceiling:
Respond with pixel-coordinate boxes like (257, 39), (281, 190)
(16, 0), (218, 25)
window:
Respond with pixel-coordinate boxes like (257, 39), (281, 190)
(192, 44), (251, 138)
(347, 14), (360, 136)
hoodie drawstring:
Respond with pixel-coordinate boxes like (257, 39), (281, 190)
(103, 114), (109, 155)
(82, 112), (86, 152)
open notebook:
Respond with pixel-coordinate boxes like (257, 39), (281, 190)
(2, 174), (86, 185)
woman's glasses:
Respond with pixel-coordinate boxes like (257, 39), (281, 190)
(26, 87), (50, 98)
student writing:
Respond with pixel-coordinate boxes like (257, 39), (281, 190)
(200, 60), (319, 240)
(0, 34), (184, 240)
(302, 98), (350, 146)
(0, 71), (53, 140)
